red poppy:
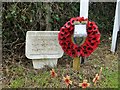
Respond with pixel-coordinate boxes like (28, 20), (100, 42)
(69, 26), (74, 32)
(71, 50), (77, 57)
(80, 50), (85, 57)
(63, 75), (72, 86)
(66, 39), (72, 45)
(92, 25), (98, 31)
(88, 21), (95, 27)
(86, 46), (93, 53)
(58, 33), (64, 40)
(65, 21), (71, 28)
(79, 80), (90, 88)
(87, 27), (93, 33)
(67, 50), (72, 57)
(50, 69), (57, 78)
(76, 16), (85, 22)
(88, 31), (98, 37)
(84, 18), (88, 21)
(62, 45), (67, 50)
(58, 33), (61, 40)
(67, 49), (77, 57)
(93, 74), (100, 85)
(96, 40), (100, 45)
(73, 44), (78, 50)
(77, 48), (81, 56)
(95, 33), (101, 41)
(70, 17), (77, 25)
(59, 41), (66, 46)
(60, 27), (68, 35)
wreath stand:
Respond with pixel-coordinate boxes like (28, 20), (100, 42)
(73, 0), (89, 71)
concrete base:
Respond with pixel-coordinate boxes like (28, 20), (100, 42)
(32, 59), (58, 69)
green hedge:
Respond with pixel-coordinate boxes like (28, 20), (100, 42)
(2, 2), (116, 49)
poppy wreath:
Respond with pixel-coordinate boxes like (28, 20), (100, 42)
(58, 17), (100, 58)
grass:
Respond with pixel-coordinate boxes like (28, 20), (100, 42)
(102, 71), (118, 88)
(98, 67), (118, 88)
(3, 55), (118, 88)
(7, 67), (118, 88)
(10, 77), (24, 88)
(2, 35), (119, 88)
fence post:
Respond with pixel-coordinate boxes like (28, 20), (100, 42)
(111, 0), (120, 52)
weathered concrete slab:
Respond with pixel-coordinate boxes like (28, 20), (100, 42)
(26, 31), (63, 59)
(25, 31), (63, 69)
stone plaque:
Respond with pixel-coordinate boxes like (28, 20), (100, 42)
(26, 31), (63, 59)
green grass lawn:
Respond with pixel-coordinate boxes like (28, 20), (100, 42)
(6, 64), (118, 88)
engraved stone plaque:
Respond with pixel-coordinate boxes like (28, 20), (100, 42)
(26, 31), (63, 59)
(25, 31), (64, 69)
